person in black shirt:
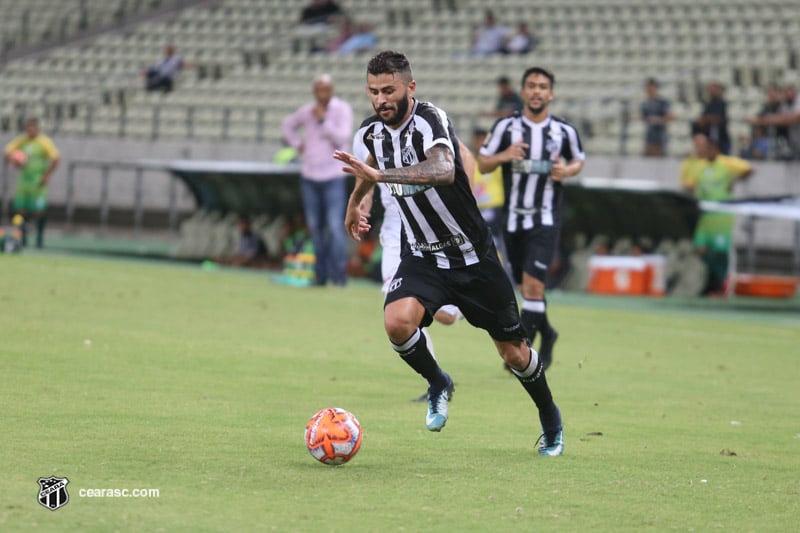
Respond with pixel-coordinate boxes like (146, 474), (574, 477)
(695, 81), (731, 155)
(334, 50), (564, 456)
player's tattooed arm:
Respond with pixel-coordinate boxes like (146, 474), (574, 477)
(378, 145), (454, 186)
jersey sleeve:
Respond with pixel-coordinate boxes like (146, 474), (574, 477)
(38, 135), (60, 160)
(417, 105), (453, 155)
(560, 123), (585, 162)
(719, 155), (751, 178)
(352, 128), (370, 162)
(4, 135), (24, 155)
(478, 117), (509, 156)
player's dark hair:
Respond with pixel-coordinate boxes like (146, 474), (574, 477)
(366, 50), (413, 82)
(521, 66), (555, 89)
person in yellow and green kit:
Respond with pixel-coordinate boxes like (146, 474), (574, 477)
(4, 117), (60, 248)
(680, 128), (753, 295)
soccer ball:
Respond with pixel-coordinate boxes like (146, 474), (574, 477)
(9, 149), (27, 167)
(304, 407), (362, 465)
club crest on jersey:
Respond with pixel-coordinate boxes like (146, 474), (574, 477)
(546, 130), (563, 156)
(401, 145), (419, 166)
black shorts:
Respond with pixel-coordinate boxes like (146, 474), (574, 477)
(504, 225), (559, 284)
(384, 245), (526, 342)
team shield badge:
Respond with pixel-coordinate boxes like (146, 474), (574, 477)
(38, 476), (70, 511)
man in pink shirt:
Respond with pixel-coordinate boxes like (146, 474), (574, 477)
(282, 74), (354, 286)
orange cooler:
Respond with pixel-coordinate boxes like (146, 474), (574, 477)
(588, 255), (666, 296)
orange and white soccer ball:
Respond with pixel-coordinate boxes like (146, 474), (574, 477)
(304, 407), (362, 465)
(9, 149), (27, 167)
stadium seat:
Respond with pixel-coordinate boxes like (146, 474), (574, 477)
(2, 0), (799, 158)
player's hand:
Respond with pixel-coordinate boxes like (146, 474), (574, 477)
(504, 141), (529, 161)
(344, 206), (371, 241)
(333, 150), (380, 184)
(550, 157), (568, 181)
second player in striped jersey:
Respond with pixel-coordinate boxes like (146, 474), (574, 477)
(478, 66), (586, 369)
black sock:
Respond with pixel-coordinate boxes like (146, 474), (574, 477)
(511, 349), (562, 434)
(391, 329), (446, 387)
(541, 296), (552, 332)
(521, 298), (548, 343)
(20, 220), (28, 247)
(35, 217), (46, 248)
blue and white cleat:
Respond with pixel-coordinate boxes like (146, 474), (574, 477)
(537, 430), (565, 456)
(426, 374), (454, 432)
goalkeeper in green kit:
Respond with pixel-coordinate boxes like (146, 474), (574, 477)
(4, 118), (60, 248)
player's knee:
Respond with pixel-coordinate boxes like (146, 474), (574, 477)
(383, 314), (417, 344)
(497, 342), (529, 370)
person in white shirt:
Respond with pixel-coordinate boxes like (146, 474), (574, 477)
(144, 44), (185, 93)
(470, 10), (508, 56)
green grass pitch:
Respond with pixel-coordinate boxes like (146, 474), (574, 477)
(1, 253), (798, 531)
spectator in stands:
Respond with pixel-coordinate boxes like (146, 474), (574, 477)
(325, 16), (355, 52)
(747, 84), (800, 160)
(469, 10), (509, 56)
(640, 77), (675, 157)
(680, 129), (753, 295)
(281, 73), (354, 287)
(296, 0), (347, 53)
(693, 81), (731, 155)
(737, 125), (772, 161)
(298, 0), (344, 25)
(747, 85), (789, 158)
(502, 22), (538, 55)
(480, 76), (523, 119)
(4, 117), (59, 249)
(335, 22), (377, 56)
(144, 43), (185, 93)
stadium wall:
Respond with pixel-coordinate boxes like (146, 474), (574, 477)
(1, 134), (798, 252)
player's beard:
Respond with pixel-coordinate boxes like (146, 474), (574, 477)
(377, 91), (410, 127)
(527, 102), (547, 115)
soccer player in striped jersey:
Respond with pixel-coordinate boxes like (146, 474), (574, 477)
(334, 51), (564, 456)
(358, 142), (473, 402)
(478, 67), (585, 370)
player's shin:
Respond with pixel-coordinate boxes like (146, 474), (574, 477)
(510, 347), (562, 435)
(520, 298), (546, 344)
(391, 328), (447, 387)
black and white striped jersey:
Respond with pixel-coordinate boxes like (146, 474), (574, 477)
(353, 99), (490, 269)
(480, 112), (585, 232)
